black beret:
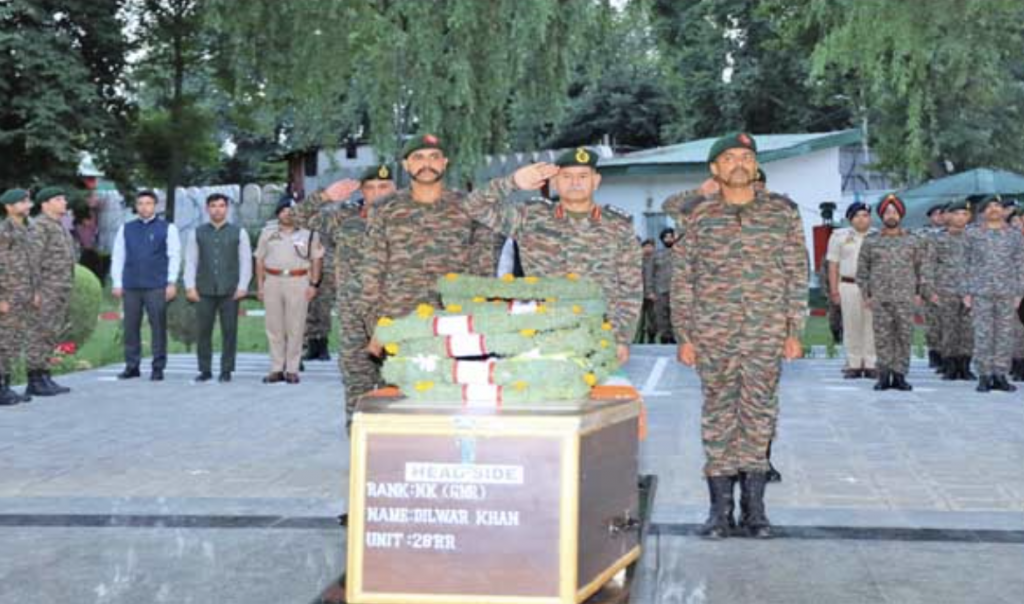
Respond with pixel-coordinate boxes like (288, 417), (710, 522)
(976, 194), (1003, 213)
(555, 147), (599, 169)
(946, 199), (970, 212)
(275, 195), (294, 216)
(845, 202), (870, 220)
(925, 204), (946, 217)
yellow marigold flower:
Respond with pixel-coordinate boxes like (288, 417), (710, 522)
(501, 273), (516, 282)
(572, 305), (582, 314)
(546, 297), (558, 303)
(416, 304), (435, 318)
(414, 381), (435, 392)
(524, 276), (539, 284)
(512, 381), (528, 391)
(566, 273), (580, 281)
(472, 296), (486, 303)
(445, 273), (460, 281)
(600, 339), (610, 348)
(384, 343), (399, 355)
(535, 304), (547, 314)
(377, 317), (394, 327)
(584, 373), (598, 386)
(520, 328), (537, 337)
(601, 322), (613, 331)
(446, 304), (463, 313)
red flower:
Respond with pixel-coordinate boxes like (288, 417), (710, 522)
(55, 342), (77, 355)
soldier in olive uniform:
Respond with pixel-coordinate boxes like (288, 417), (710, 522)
(26, 187), (76, 396)
(362, 134), (500, 355)
(664, 134), (808, 540)
(255, 197), (324, 384)
(462, 147), (642, 363)
(924, 200), (975, 381)
(921, 204), (947, 369)
(856, 195), (927, 392)
(651, 228), (676, 344)
(962, 195), (1024, 392)
(0, 188), (40, 406)
(294, 165), (397, 424)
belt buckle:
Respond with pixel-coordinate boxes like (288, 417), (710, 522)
(282, 269), (292, 277)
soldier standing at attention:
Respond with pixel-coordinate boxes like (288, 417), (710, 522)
(0, 188), (39, 406)
(924, 200), (975, 381)
(962, 195), (1024, 393)
(183, 193), (253, 383)
(294, 165), (396, 425)
(856, 194), (926, 392)
(651, 228), (677, 344)
(462, 147), (642, 363)
(363, 134), (500, 355)
(26, 187), (76, 397)
(111, 191), (181, 382)
(255, 197), (324, 385)
(921, 204), (947, 370)
(826, 202), (877, 379)
(664, 133), (808, 539)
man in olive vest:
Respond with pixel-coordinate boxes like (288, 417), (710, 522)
(184, 193), (253, 382)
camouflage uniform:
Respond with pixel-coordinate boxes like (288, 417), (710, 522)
(918, 227), (945, 358)
(294, 195), (380, 418)
(665, 189), (808, 477)
(462, 176), (643, 346)
(0, 217), (39, 375)
(361, 189), (500, 329)
(925, 229), (973, 359)
(962, 225), (1024, 376)
(652, 247), (674, 343)
(304, 229), (335, 340)
(27, 214), (76, 370)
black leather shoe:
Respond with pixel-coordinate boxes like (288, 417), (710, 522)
(194, 372), (213, 383)
(117, 367), (141, 380)
(218, 372), (232, 383)
(262, 372), (285, 384)
(150, 369), (164, 381)
(873, 370), (891, 391)
(890, 373), (913, 391)
(863, 368), (878, 380)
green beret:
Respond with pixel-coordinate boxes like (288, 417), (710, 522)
(925, 203), (946, 217)
(946, 199), (970, 212)
(360, 164), (394, 183)
(976, 194), (1003, 213)
(707, 132), (758, 164)
(402, 133), (444, 159)
(35, 186), (65, 205)
(555, 147), (599, 169)
(1, 188), (30, 205)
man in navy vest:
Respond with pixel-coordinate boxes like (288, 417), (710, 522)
(111, 190), (182, 381)
(184, 193), (252, 383)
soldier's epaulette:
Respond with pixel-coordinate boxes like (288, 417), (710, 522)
(524, 196), (555, 207)
(602, 204), (632, 221)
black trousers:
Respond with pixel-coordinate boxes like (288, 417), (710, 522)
(196, 294), (239, 374)
(123, 288), (168, 371)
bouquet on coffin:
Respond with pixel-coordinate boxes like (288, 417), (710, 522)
(375, 273), (619, 405)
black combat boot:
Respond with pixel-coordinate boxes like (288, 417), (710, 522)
(976, 374), (992, 393)
(890, 373), (913, 391)
(941, 356), (957, 381)
(698, 476), (737, 539)
(0, 374), (21, 407)
(26, 370), (60, 397)
(963, 357), (978, 381)
(992, 374), (1017, 392)
(1011, 359), (1024, 382)
(873, 369), (891, 391)
(928, 350), (939, 369)
(739, 471), (773, 539)
(316, 337), (332, 361)
(43, 371), (71, 395)
(303, 338), (320, 362)
(765, 440), (782, 483)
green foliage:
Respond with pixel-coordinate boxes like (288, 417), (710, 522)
(133, 105), (219, 185)
(65, 264), (103, 347)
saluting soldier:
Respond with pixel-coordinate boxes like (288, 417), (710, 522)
(26, 187), (76, 396)
(664, 133), (808, 540)
(856, 194), (927, 392)
(254, 196), (324, 384)
(462, 147), (643, 363)
(0, 188), (40, 406)
(294, 164), (397, 424)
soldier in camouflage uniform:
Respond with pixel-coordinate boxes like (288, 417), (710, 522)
(462, 147), (642, 362)
(362, 134), (500, 354)
(856, 194), (926, 392)
(0, 188), (40, 406)
(1011, 208), (1024, 381)
(303, 225), (335, 362)
(664, 133), (808, 540)
(921, 205), (947, 370)
(962, 195), (1024, 392)
(924, 200), (975, 381)
(651, 228), (676, 344)
(26, 187), (75, 397)
(294, 165), (396, 423)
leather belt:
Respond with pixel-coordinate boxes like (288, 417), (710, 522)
(265, 267), (308, 277)
(840, 277), (857, 284)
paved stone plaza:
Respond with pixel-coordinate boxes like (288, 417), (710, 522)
(1, 348), (1022, 603)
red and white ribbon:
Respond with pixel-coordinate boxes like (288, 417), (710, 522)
(433, 315), (474, 336)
